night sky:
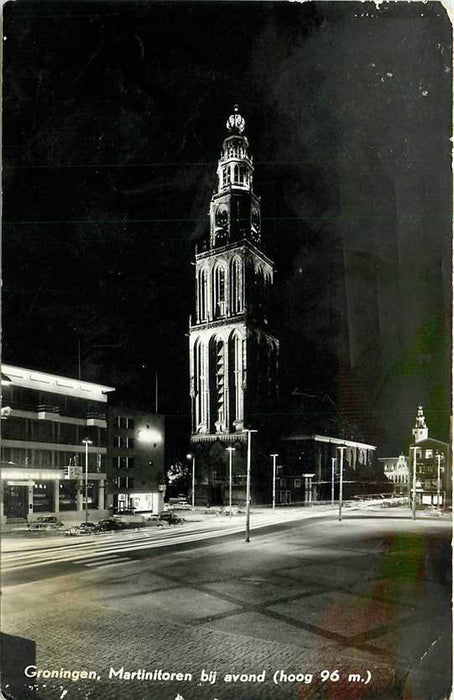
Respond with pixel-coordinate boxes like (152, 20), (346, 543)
(3, 1), (452, 454)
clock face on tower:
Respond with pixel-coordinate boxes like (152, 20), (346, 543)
(215, 205), (228, 228)
(215, 205), (229, 244)
(251, 205), (261, 242)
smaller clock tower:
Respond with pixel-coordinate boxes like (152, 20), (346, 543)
(188, 105), (279, 505)
(412, 405), (429, 443)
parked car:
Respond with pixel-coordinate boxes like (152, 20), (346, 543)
(65, 522), (98, 536)
(112, 512), (146, 524)
(173, 501), (192, 510)
(159, 511), (185, 525)
(37, 516), (64, 525)
(28, 517), (65, 530)
(96, 519), (127, 532)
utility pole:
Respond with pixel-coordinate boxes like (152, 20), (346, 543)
(82, 438), (93, 523)
(186, 453), (195, 509)
(411, 446), (417, 520)
(338, 445), (346, 522)
(270, 454), (278, 510)
(244, 429), (258, 542)
(437, 452), (442, 513)
(331, 457), (336, 506)
(226, 447), (235, 516)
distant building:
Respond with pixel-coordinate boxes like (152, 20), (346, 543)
(107, 407), (165, 514)
(1, 364), (114, 524)
(409, 405), (451, 509)
(378, 454), (409, 493)
(279, 434), (378, 503)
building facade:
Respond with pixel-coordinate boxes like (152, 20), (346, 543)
(188, 106), (279, 505)
(280, 434), (378, 503)
(1, 364), (114, 524)
(378, 454), (409, 493)
(107, 407), (165, 514)
(409, 405), (451, 509)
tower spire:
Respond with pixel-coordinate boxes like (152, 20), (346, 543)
(210, 105), (261, 248)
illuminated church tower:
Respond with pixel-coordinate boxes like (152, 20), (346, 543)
(188, 106), (279, 504)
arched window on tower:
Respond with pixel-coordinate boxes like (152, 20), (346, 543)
(222, 166), (230, 187)
(213, 265), (226, 318)
(228, 331), (243, 431)
(193, 339), (204, 429)
(197, 270), (207, 321)
(233, 164), (239, 184)
(209, 336), (225, 432)
(198, 269), (207, 321)
(230, 257), (243, 314)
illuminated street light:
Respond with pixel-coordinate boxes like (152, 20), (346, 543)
(270, 454), (278, 510)
(82, 438), (93, 523)
(226, 447), (235, 516)
(436, 452), (442, 514)
(243, 429), (258, 542)
(186, 453), (195, 509)
(331, 457), (336, 506)
(410, 445), (417, 520)
(337, 445), (346, 522)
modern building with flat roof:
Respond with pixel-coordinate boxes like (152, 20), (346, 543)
(1, 363), (114, 524)
(280, 433), (379, 502)
(107, 406), (165, 514)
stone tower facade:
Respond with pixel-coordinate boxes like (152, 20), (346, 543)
(188, 106), (279, 504)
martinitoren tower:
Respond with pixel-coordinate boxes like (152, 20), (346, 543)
(188, 106), (279, 504)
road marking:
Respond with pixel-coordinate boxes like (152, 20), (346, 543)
(85, 557), (130, 567)
(85, 559), (132, 570)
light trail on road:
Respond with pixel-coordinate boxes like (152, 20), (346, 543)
(2, 508), (336, 573)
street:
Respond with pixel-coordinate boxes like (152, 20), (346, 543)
(1, 507), (452, 700)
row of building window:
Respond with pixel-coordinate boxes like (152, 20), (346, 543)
(3, 417), (104, 446)
(415, 449), (443, 460)
(116, 416), (135, 430)
(112, 457), (135, 469)
(4, 387), (105, 418)
(116, 477), (134, 489)
(1, 447), (103, 470)
(113, 436), (135, 449)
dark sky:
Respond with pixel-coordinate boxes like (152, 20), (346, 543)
(3, 1), (452, 454)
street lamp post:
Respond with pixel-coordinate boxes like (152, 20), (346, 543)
(243, 429), (258, 542)
(270, 454), (278, 510)
(411, 446), (417, 520)
(331, 457), (336, 506)
(226, 447), (235, 516)
(337, 445), (346, 522)
(436, 452), (442, 513)
(82, 438), (93, 523)
(186, 453), (195, 509)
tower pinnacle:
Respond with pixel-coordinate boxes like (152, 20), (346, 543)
(226, 104), (245, 134)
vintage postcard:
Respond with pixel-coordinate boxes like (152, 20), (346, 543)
(1, 2), (452, 700)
